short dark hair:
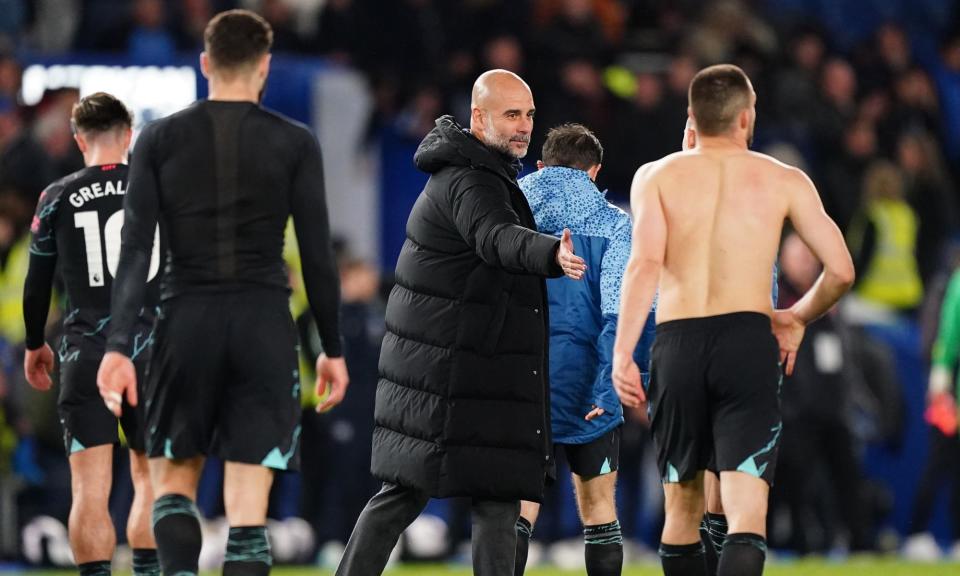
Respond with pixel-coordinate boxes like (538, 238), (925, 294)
(204, 10), (273, 72)
(541, 123), (603, 171)
(688, 64), (752, 136)
(71, 92), (132, 135)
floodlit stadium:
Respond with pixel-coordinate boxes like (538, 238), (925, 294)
(1, 0), (960, 575)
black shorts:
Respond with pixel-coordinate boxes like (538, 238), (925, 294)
(144, 290), (302, 470)
(557, 426), (620, 478)
(57, 342), (149, 454)
(648, 312), (782, 486)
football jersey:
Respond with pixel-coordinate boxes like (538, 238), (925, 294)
(27, 164), (161, 348)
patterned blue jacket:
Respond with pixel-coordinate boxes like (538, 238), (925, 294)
(519, 166), (657, 445)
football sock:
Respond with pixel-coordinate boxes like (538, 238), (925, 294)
(700, 516), (718, 576)
(703, 512), (728, 575)
(78, 561), (111, 576)
(514, 516), (533, 576)
(132, 548), (160, 576)
(717, 533), (766, 576)
(584, 520), (623, 576)
(152, 494), (202, 576)
(223, 526), (272, 576)
(660, 541), (707, 576)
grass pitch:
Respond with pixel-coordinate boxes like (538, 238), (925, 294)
(17, 559), (960, 575)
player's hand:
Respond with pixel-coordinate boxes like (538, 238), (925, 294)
(928, 365), (953, 404)
(315, 354), (349, 413)
(612, 351), (645, 408)
(771, 308), (805, 376)
(24, 344), (55, 392)
(585, 405), (605, 421)
(557, 229), (586, 280)
(97, 351), (137, 417)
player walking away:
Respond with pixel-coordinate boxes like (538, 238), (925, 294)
(514, 123), (656, 576)
(23, 92), (161, 576)
(96, 10), (348, 576)
(612, 64), (854, 576)
(680, 118), (780, 576)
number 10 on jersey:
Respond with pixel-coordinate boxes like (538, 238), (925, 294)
(74, 210), (161, 287)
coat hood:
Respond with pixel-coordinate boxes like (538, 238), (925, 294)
(518, 166), (610, 234)
(414, 115), (522, 181)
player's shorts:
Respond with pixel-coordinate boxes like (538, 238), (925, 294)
(647, 312), (782, 486)
(556, 426), (620, 478)
(57, 341), (150, 454)
(144, 289), (302, 471)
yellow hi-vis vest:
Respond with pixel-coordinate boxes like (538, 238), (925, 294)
(850, 199), (923, 309)
(0, 234), (30, 345)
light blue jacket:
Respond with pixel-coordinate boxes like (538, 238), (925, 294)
(519, 166), (656, 445)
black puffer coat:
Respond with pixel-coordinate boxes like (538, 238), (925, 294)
(371, 115), (563, 501)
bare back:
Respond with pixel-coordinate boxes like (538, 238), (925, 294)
(644, 149), (795, 323)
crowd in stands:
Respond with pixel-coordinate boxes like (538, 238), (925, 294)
(0, 0), (959, 566)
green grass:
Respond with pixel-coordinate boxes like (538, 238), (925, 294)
(18, 560), (960, 576)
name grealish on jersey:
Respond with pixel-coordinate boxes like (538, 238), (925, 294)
(69, 174), (126, 208)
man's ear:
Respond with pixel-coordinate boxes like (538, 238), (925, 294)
(74, 133), (87, 155)
(536, 160), (545, 170)
(200, 52), (210, 79)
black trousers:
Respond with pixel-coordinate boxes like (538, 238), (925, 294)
(336, 482), (520, 576)
(910, 426), (960, 535)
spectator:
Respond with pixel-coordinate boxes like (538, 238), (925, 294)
(260, 0), (307, 53)
(933, 34), (960, 171)
(774, 26), (828, 141)
(0, 53), (21, 100)
(127, 0), (177, 64)
(813, 58), (859, 160)
(0, 98), (55, 210)
(846, 160), (924, 312)
(897, 129), (959, 285)
(822, 118), (878, 232)
(533, 0), (609, 69)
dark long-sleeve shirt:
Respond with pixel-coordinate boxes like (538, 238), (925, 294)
(24, 164), (161, 354)
(106, 100), (342, 357)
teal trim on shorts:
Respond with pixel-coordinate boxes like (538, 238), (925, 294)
(69, 437), (85, 454)
(599, 457), (612, 475)
(260, 425), (301, 470)
(665, 462), (680, 483)
(736, 422), (783, 479)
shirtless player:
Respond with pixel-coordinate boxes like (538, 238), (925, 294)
(612, 64), (854, 576)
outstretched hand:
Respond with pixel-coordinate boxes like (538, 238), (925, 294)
(557, 228), (586, 280)
(97, 351), (137, 417)
(771, 309), (805, 375)
(24, 344), (55, 392)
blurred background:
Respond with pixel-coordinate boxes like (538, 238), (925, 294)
(0, 0), (959, 570)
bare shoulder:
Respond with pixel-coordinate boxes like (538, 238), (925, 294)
(745, 151), (814, 189)
(632, 151), (690, 184)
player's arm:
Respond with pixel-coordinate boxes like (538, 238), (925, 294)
(22, 186), (60, 391)
(451, 178), (584, 279)
(613, 163), (666, 407)
(291, 129), (349, 412)
(775, 167), (855, 374)
(99, 124), (162, 415)
(930, 270), (960, 397)
(588, 219), (632, 420)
